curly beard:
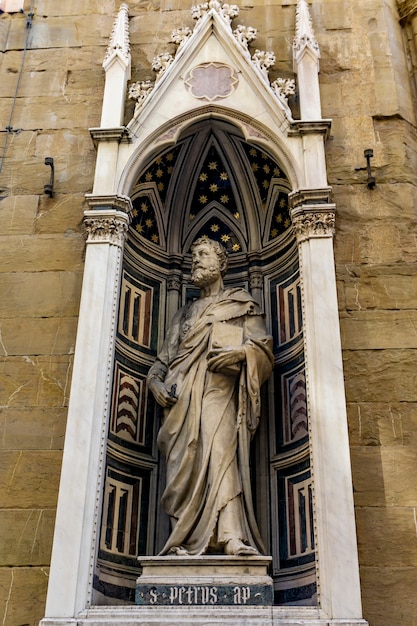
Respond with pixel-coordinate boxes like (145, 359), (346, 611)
(191, 265), (221, 287)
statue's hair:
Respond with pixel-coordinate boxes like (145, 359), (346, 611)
(191, 237), (228, 276)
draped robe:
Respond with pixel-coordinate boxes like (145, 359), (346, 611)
(147, 287), (274, 555)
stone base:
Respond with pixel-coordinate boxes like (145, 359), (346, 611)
(40, 607), (369, 625)
(136, 555), (273, 606)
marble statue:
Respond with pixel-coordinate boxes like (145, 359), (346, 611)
(147, 237), (274, 556)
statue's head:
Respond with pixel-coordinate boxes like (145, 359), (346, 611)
(191, 237), (228, 286)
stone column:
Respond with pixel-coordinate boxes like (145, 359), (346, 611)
(290, 194), (364, 620)
(42, 197), (131, 621)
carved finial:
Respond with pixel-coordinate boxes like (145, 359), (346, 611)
(191, 0), (239, 26)
(103, 3), (130, 69)
(152, 52), (175, 80)
(233, 24), (257, 51)
(293, 0), (320, 59)
(271, 78), (296, 102)
(128, 80), (155, 115)
(252, 49), (275, 82)
(170, 27), (193, 50)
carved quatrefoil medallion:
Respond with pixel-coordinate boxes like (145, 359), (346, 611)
(184, 62), (239, 101)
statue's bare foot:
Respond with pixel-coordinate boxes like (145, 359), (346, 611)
(168, 546), (190, 556)
(224, 538), (258, 556)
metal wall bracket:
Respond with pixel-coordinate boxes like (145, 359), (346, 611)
(44, 156), (54, 197)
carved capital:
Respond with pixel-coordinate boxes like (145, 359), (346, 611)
(249, 271), (263, 290)
(291, 206), (335, 243)
(84, 210), (129, 247)
(167, 275), (182, 291)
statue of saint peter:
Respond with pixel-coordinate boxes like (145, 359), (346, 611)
(147, 237), (273, 556)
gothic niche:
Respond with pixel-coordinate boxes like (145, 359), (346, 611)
(93, 120), (316, 607)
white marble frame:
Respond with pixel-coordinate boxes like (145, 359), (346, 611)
(40, 2), (367, 625)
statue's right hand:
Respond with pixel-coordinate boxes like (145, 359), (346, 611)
(149, 380), (178, 408)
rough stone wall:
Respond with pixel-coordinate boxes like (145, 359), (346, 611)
(0, 1), (416, 625)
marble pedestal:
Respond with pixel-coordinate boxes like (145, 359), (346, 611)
(136, 555), (273, 607)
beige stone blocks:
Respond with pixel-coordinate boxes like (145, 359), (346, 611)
(0, 567), (50, 626)
(360, 566), (417, 626)
(0, 450), (62, 508)
(0, 407), (67, 450)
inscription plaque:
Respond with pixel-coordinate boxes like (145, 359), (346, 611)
(136, 583), (273, 606)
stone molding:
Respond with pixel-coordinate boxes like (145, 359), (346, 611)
(84, 210), (129, 247)
(288, 120), (332, 138)
(289, 188), (333, 207)
(89, 127), (132, 144)
(290, 205), (336, 242)
(85, 193), (132, 213)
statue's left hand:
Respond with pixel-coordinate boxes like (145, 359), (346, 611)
(207, 347), (246, 373)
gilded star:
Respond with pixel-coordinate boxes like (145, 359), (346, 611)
(167, 166), (173, 174)
(261, 152), (268, 160)
(252, 163), (259, 172)
(274, 167), (281, 177)
(232, 243), (240, 251)
(284, 218), (291, 228)
(166, 153), (174, 161)
(132, 208), (138, 217)
(209, 183), (218, 193)
(279, 198), (286, 208)
(262, 180), (269, 189)
(151, 234), (159, 243)
(156, 157), (163, 165)
(199, 172), (208, 182)
(141, 202), (148, 212)
(210, 224), (220, 232)
(220, 172), (228, 180)
(145, 172), (153, 181)
(208, 161), (217, 170)
(189, 213), (195, 221)
(220, 195), (229, 204)
(249, 148), (257, 157)
(156, 168), (164, 178)
(221, 234), (230, 242)
(157, 182), (164, 191)
(234, 211), (240, 219)
(145, 218), (153, 228)
(136, 224), (144, 233)
(271, 228), (278, 237)
(263, 164), (270, 174)
(276, 214), (283, 223)
(199, 195), (208, 204)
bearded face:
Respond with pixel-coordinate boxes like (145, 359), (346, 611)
(191, 243), (222, 287)
(191, 264), (221, 287)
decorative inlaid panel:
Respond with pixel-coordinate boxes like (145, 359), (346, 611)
(110, 362), (149, 446)
(270, 270), (303, 350)
(281, 366), (308, 445)
(117, 271), (160, 354)
(100, 468), (143, 558)
(275, 462), (315, 570)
